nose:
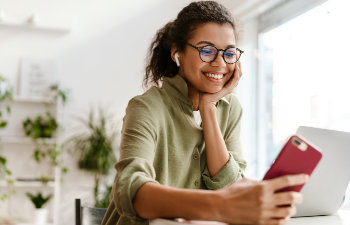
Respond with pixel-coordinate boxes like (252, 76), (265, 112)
(210, 50), (226, 67)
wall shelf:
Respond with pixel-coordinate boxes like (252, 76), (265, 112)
(0, 180), (55, 188)
(0, 136), (56, 144)
(13, 96), (55, 104)
(0, 21), (70, 34)
(16, 223), (53, 225)
(0, 13), (65, 223)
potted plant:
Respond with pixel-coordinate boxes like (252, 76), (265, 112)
(66, 108), (119, 207)
(26, 192), (52, 225)
(22, 112), (58, 139)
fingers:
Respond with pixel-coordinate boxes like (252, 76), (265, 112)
(267, 174), (309, 192)
(271, 205), (296, 218)
(223, 61), (242, 92)
(273, 192), (303, 206)
(233, 61), (242, 86)
(233, 62), (241, 87)
(258, 206), (294, 225)
(237, 60), (242, 76)
(254, 206), (294, 225)
(263, 218), (290, 225)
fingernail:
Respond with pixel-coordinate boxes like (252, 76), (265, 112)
(304, 175), (309, 180)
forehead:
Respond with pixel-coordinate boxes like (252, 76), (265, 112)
(188, 22), (236, 47)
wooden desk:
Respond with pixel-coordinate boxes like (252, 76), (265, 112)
(150, 209), (350, 225)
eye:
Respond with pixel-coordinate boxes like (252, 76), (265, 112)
(201, 49), (214, 54)
(200, 46), (216, 55)
(224, 49), (236, 58)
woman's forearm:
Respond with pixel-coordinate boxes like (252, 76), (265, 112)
(133, 182), (220, 220)
(133, 175), (309, 224)
(200, 104), (230, 176)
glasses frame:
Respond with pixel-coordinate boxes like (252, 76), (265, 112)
(186, 42), (244, 64)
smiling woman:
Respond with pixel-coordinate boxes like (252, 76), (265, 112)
(101, 1), (308, 225)
(174, 22), (240, 97)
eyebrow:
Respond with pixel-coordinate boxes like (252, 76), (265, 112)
(196, 40), (236, 48)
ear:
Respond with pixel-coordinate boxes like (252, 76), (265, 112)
(171, 47), (180, 67)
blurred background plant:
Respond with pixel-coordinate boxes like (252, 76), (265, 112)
(21, 84), (69, 176)
(26, 192), (53, 209)
(0, 74), (12, 129)
(0, 74), (15, 201)
(23, 112), (58, 139)
(49, 84), (68, 106)
(65, 107), (120, 208)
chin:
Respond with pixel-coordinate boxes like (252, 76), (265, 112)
(202, 86), (224, 94)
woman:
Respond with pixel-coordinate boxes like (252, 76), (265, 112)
(102, 1), (307, 225)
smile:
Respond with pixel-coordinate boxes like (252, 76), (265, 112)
(203, 72), (224, 80)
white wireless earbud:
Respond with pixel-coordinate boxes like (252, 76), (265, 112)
(174, 53), (180, 67)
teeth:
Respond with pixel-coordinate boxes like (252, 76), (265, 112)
(204, 73), (224, 79)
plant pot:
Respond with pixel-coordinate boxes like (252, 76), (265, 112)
(33, 208), (48, 225)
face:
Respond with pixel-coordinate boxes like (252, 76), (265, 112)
(177, 22), (237, 94)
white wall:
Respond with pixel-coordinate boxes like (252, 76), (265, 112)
(0, 1), (195, 224)
(0, 0), (268, 223)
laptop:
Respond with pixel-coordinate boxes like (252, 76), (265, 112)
(293, 126), (350, 217)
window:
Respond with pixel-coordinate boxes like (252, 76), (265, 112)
(257, 0), (350, 176)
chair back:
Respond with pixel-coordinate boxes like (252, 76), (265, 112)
(75, 198), (107, 225)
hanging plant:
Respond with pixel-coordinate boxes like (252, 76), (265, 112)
(0, 75), (13, 128)
(0, 74), (15, 201)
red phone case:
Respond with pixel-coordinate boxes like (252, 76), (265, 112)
(263, 135), (322, 192)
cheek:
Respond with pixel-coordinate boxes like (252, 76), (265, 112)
(184, 58), (206, 74)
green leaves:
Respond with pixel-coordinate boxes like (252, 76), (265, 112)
(66, 108), (119, 207)
(39, 176), (51, 185)
(26, 192), (53, 209)
(49, 84), (68, 105)
(32, 141), (63, 169)
(0, 155), (6, 164)
(0, 74), (13, 131)
(0, 155), (12, 176)
(95, 185), (113, 208)
(22, 112), (58, 139)
(69, 109), (117, 175)
(0, 155), (15, 201)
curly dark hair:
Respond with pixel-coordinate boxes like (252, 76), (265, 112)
(143, 1), (238, 88)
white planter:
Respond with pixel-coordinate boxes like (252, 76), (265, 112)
(33, 208), (48, 225)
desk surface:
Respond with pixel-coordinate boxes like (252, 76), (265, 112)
(150, 209), (350, 225)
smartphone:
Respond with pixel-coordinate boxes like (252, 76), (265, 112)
(263, 135), (322, 192)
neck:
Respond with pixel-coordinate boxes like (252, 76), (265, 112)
(188, 85), (200, 111)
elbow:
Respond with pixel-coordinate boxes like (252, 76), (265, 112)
(133, 198), (155, 219)
(133, 182), (160, 219)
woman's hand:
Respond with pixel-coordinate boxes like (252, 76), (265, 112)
(214, 174), (308, 225)
(198, 61), (242, 177)
(198, 61), (242, 112)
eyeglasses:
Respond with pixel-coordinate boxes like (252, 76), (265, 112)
(186, 42), (244, 64)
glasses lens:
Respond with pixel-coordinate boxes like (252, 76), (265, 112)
(199, 46), (217, 62)
(224, 48), (240, 64)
